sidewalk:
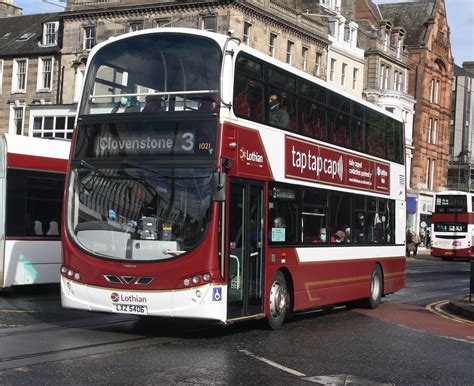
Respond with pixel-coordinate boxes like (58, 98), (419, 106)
(408, 246), (474, 322)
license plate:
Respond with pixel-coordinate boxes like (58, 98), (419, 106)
(113, 304), (148, 315)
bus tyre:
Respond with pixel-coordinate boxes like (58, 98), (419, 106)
(364, 265), (383, 309)
(267, 271), (289, 330)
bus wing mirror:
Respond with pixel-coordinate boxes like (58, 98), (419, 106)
(212, 172), (226, 202)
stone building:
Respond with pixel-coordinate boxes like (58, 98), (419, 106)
(447, 62), (474, 191)
(342, 0), (416, 190)
(0, 4), (73, 138)
(380, 0), (454, 235)
(60, 0), (331, 106)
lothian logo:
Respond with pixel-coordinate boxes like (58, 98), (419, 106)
(239, 147), (264, 163)
(111, 292), (120, 302)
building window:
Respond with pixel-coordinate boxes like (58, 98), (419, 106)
(38, 57), (53, 91)
(286, 40), (294, 65)
(394, 70), (403, 92)
(433, 119), (438, 144)
(243, 22), (251, 45)
(12, 107), (24, 135)
(329, 58), (336, 82)
(328, 21), (337, 38)
(129, 21), (143, 32)
(302, 47), (308, 71)
(84, 26), (96, 50)
(32, 115), (75, 139)
(341, 63), (347, 86)
(430, 78), (435, 103)
(435, 79), (440, 104)
(269, 33), (277, 58)
(426, 158), (435, 190)
(428, 118), (432, 144)
(321, 0), (338, 12)
(383, 30), (390, 52)
(315, 53), (322, 77)
(201, 16), (217, 32)
(396, 38), (402, 58)
(380, 64), (389, 90)
(43, 22), (58, 46)
(344, 25), (355, 45)
(12, 59), (27, 92)
(155, 18), (171, 27)
(352, 68), (358, 90)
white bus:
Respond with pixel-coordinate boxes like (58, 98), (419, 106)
(0, 134), (70, 289)
(431, 191), (474, 260)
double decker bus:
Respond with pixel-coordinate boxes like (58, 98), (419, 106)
(0, 134), (70, 289)
(431, 191), (474, 260)
(61, 28), (406, 328)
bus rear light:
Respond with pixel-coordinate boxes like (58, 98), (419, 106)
(453, 241), (462, 247)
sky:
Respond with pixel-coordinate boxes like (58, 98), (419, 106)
(13, 0), (474, 65)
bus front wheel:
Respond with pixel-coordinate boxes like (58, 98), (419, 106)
(363, 265), (383, 309)
(267, 271), (289, 329)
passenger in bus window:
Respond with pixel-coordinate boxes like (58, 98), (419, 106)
(268, 94), (289, 128)
(343, 227), (352, 243)
(354, 212), (366, 243)
(112, 96), (141, 113)
(331, 230), (345, 243)
(198, 95), (218, 111)
(142, 95), (166, 113)
(312, 228), (327, 243)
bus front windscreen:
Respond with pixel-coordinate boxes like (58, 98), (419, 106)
(80, 33), (221, 115)
(68, 164), (213, 261)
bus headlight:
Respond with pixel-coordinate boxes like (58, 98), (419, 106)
(61, 265), (82, 282)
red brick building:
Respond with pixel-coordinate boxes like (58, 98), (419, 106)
(380, 0), (454, 234)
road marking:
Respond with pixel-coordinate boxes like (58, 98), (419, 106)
(426, 300), (474, 326)
(239, 349), (306, 377)
(239, 350), (389, 385)
(0, 310), (36, 314)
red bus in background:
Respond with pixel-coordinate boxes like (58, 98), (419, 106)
(431, 191), (474, 260)
(61, 28), (406, 328)
(0, 134), (70, 289)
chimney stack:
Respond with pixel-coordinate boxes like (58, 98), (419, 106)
(0, 0), (22, 17)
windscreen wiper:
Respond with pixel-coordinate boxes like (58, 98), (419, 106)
(80, 160), (107, 176)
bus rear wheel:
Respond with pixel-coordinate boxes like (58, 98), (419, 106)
(267, 271), (289, 329)
(363, 265), (383, 309)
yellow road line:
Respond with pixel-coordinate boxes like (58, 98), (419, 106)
(426, 300), (474, 326)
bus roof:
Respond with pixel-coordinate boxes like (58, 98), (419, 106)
(2, 134), (70, 160)
(87, 27), (402, 123)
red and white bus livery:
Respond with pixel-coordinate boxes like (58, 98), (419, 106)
(61, 28), (406, 328)
(0, 134), (69, 289)
(431, 191), (474, 260)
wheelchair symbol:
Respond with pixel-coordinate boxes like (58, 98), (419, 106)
(213, 287), (222, 302)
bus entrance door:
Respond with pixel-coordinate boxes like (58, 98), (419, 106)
(227, 180), (265, 320)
